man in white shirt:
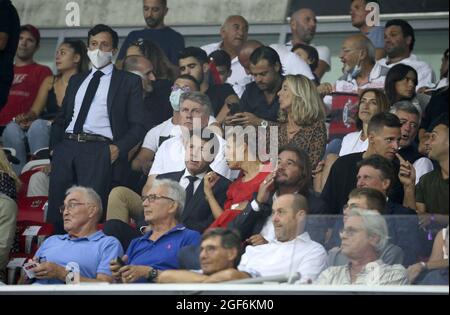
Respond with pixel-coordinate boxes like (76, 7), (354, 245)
(272, 8), (331, 80)
(201, 15), (250, 97)
(233, 194), (328, 283)
(372, 19), (435, 90)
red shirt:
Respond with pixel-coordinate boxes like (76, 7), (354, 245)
(0, 63), (52, 125)
(208, 170), (271, 229)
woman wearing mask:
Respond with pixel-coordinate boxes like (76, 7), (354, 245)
(2, 40), (89, 174)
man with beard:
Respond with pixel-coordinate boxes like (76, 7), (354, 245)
(226, 46), (283, 127)
(272, 8), (331, 80)
(116, 0), (184, 66)
(228, 145), (328, 245)
(372, 19), (435, 90)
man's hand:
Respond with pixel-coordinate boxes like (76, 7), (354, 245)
(256, 172), (276, 204)
(312, 160), (325, 178)
(229, 112), (262, 127)
(204, 171), (220, 195)
(120, 265), (151, 283)
(246, 234), (268, 246)
(396, 153), (416, 188)
(109, 144), (120, 164)
(317, 83), (334, 96)
(110, 255), (128, 282)
(32, 261), (66, 281)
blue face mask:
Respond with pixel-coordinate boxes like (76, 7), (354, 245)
(169, 89), (183, 112)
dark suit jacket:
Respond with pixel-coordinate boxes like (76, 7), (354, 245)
(50, 67), (146, 181)
(228, 190), (329, 244)
(157, 169), (231, 233)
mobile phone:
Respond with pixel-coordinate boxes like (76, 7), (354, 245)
(227, 102), (241, 115)
(116, 256), (125, 267)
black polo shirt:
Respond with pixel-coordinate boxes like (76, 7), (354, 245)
(239, 81), (281, 122)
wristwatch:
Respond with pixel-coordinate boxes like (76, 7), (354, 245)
(147, 267), (159, 283)
(260, 120), (268, 128)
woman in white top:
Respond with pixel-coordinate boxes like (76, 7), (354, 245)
(339, 88), (390, 156)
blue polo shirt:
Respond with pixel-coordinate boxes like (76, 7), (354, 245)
(126, 224), (201, 282)
(34, 230), (123, 284)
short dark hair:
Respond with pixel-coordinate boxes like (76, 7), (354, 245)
(291, 43), (319, 71)
(357, 154), (395, 191)
(250, 46), (283, 76)
(87, 24), (119, 49)
(355, 88), (390, 130)
(278, 145), (312, 195)
(209, 50), (231, 71)
(176, 74), (200, 91)
(384, 64), (418, 105)
(429, 113), (449, 132)
(201, 228), (243, 267)
(61, 39), (89, 73)
(368, 112), (401, 135)
(385, 19), (415, 52)
(178, 46), (208, 65)
(349, 187), (387, 213)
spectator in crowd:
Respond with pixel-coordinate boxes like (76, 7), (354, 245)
(372, 19), (435, 90)
(229, 145), (328, 246)
(291, 43), (320, 84)
(390, 101), (433, 184)
(156, 228), (246, 283)
(26, 186), (123, 284)
(3, 40), (89, 174)
(0, 24), (52, 137)
(349, 0), (385, 60)
(109, 179), (201, 283)
(130, 74), (199, 177)
(126, 38), (178, 82)
(320, 113), (403, 216)
(231, 194), (327, 283)
(0, 148), (20, 283)
(433, 48), (449, 91)
(178, 47), (238, 121)
(273, 8), (331, 79)
(206, 128), (271, 229)
(408, 225), (449, 285)
(47, 24), (146, 234)
(208, 50), (233, 86)
(384, 64), (430, 113)
(274, 74), (327, 169)
(403, 113), (449, 232)
(105, 131), (230, 249)
(202, 15), (249, 97)
(327, 188), (405, 266)
(317, 208), (408, 285)
(318, 34), (384, 99)
(116, 0), (184, 66)
(0, 0), (20, 111)
(226, 46), (283, 127)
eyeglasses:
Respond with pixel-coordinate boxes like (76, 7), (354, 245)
(339, 227), (364, 237)
(171, 85), (191, 93)
(59, 202), (91, 213)
(141, 194), (175, 203)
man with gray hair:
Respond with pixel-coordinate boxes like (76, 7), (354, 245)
(109, 179), (201, 283)
(317, 208), (408, 285)
(24, 186), (123, 284)
(390, 101), (433, 185)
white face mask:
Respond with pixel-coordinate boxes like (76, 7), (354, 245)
(87, 48), (113, 69)
(169, 89), (183, 112)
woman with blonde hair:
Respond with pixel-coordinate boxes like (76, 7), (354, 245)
(0, 148), (21, 200)
(275, 74), (327, 169)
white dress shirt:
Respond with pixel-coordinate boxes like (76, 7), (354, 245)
(179, 168), (206, 194)
(66, 64), (114, 139)
(238, 232), (327, 283)
(142, 118), (178, 152)
(282, 40), (331, 67)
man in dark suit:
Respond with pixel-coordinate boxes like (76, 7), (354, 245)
(47, 24), (145, 234)
(103, 130), (230, 250)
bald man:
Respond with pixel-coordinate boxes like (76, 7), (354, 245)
(272, 8), (331, 79)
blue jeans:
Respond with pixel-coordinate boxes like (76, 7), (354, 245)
(2, 119), (51, 174)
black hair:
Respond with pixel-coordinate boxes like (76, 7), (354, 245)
(384, 64), (418, 105)
(291, 43), (319, 71)
(355, 88), (390, 130)
(249, 46), (283, 76)
(357, 154), (395, 192)
(368, 112), (402, 135)
(208, 50), (231, 71)
(178, 46), (208, 65)
(61, 39), (89, 73)
(428, 113), (449, 132)
(175, 73), (201, 91)
(385, 19), (415, 52)
(87, 24), (119, 49)
(201, 228), (243, 268)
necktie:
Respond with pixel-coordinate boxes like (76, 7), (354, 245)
(185, 175), (198, 206)
(73, 70), (104, 134)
